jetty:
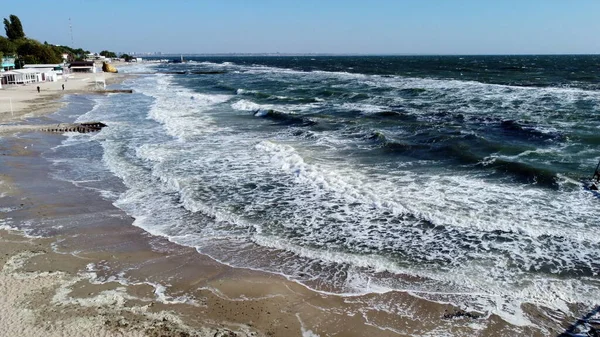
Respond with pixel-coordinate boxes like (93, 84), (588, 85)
(66, 89), (133, 95)
(0, 122), (107, 134)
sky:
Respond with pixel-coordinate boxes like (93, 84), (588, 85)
(3, 0), (600, 55)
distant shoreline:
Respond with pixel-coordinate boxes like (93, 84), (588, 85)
(139, 53), (600, 57)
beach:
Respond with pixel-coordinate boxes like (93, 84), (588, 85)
(0, 57), (592, 337)
(0, 66), (126, 124)
(0, 127), (432, 337)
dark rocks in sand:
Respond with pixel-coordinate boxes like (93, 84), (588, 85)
(214, 330), (238, 337)
(97, 89), (133, 94)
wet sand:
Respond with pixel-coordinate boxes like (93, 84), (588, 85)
(0, 69), (568, 336)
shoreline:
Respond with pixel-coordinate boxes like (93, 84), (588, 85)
(0, 71), (122, 123)
(0, 132), (416, 337)
(0, 67), (563, 336)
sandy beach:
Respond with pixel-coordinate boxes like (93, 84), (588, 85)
(0, 64), (567, 337)
(0, 67), (127, 124)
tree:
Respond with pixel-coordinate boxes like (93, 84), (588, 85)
(0, 36), (16, 56)
(17, 40), (62, 64)
(73, 48), (85, 59)
(99, 50), (117, 58)
(120, 53), (133, 62)
(3, 14), (25, 40)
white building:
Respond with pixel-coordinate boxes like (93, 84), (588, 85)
(0, 67), (60, 85)
(38, 68), (60, 82)
(1, 69), (41, 85)
(24, 64), (64, 77)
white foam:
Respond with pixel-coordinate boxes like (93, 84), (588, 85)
(231, 99), (261, 111)
(122, 132), (599, 326)
(79, 263), (202, 307)
(249, 139), (600, 325)
(118, 62), (158, 73)
(296, 314), (321, 337)
(340, 102), (388, 114)
(236, 88), (255, 95)
(257, 140), (598, 240)
(2, 251), (46, 275)
(79, 66), (600, 330)
(135, 75), (232, 140)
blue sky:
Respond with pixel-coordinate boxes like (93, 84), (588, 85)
(3, 0), (600, 54)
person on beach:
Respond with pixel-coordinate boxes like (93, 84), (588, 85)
(62, 84), (65, 90)
(37, 86), (40, 93)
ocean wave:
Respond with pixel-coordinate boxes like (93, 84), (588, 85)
(220, 61), (600, 127)
(500, 120), (565, 142)
(237, 88), (323, 104)
(216, 60), (600, 98)
(361, 129), (559, 186)
(54, 62), (600, 330)
(253, 109), (316, 127)
(136, 75), (232, 140)
(231, 99), (262, 111)
(362, 110), (419, 121)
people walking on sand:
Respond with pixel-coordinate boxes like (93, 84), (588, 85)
(37, 86), (40, 93)
(62, 84), (65, 90)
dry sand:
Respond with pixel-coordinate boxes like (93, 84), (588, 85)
(0, 64), (563, 336)
(0, 71), (124, 124)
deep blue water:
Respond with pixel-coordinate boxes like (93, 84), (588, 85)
(46, 55), (600, 326)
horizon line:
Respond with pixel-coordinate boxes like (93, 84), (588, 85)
(130, 52), (600, 57)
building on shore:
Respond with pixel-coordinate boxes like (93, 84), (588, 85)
(69, 61), (96, 73)
(0, 67), (60, 86)
(1, 69), (42, 85)
(24, 64), (65, 75)
(34, 68), (61, 82)
(1, 57), (16, 71)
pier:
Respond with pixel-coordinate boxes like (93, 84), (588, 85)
(65, 89), (133, 95)
(0, 122), (107, 134)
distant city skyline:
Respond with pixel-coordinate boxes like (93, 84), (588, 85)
(4, 0), (600, 55)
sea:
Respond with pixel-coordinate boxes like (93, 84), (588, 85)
(44, 55), (600, 328)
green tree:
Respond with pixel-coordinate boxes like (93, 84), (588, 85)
(0, 35), (17, 56)
(120, 53), (133, 62)
(17, 40), (62, 64)
(73, 48), (85, 59)
(3, 14), (25, 40)
(49, 45), (72, 62)
(13, 57), (24, 69)
(99, 50), (117, 58)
